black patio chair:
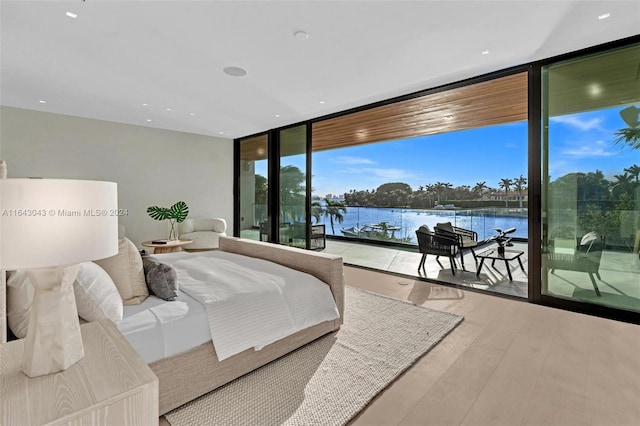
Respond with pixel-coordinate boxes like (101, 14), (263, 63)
(548, 231), (605, 296)
(416, 227), (459, 275)
(434, 222), (482, 270)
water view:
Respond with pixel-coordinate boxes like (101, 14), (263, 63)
(313, 205), (528, 243)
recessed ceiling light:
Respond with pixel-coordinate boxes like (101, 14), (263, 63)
(166, 108), (172, 111)
(482, 50), (490, 55)
(146, 119), (152, 122)
(142, 103), (148, 106)
(189, 112), (196, 116)
(319, 101), (326, 104)
(444, 114), (454, 119)
(293, 30), (309, 40)
(588, 83), (602, 97)
(65, 11), (77, 19)
(598, 12), (610, 20)
(223, 66), (247, 77)
(39, 100), (47, 104)
(275, 114), (281, 118)
(219, 132), (224, 135)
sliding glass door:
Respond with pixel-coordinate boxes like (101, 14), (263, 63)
(236, 126), (310, 246)
(278, 125), (308, 248)
(541, 43), (640, 313)
(238, 134), (268, 241)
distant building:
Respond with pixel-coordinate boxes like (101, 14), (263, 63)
(489, 190), (528, 201)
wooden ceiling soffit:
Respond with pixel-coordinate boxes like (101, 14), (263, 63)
(239, 134), (268, 161)
(312, 72), (528, 152)
(547, 43), (640, 117)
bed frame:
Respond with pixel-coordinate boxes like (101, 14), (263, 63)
(0, 236), (345, 416)
(151, 236), (344, 414)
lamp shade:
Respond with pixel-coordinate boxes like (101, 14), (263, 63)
(0, 179), (119, 269)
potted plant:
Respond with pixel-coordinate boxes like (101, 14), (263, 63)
(146, 201), (189, 240)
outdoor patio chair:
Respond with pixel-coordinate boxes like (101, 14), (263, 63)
(434, 222), (480, 270)
(548, 231), (605, 296)
(416, 226), (459, 275)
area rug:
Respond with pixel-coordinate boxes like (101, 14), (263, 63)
(165, 286), (464, 426)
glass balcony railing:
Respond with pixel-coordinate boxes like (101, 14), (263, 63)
(313, 206), (528, 245)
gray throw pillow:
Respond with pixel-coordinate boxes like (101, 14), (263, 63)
(142, 256), (179, 301)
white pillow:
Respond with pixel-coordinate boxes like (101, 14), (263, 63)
(94, 237), (149, 305)
(74, 262), (123, 323)
(6, 270), (34, 339)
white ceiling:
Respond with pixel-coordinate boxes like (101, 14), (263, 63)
(1, 0), (639, 140)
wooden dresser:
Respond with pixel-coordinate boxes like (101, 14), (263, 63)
(1, 321), (158, 425)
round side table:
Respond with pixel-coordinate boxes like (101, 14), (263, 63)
(141, 239), (193, 254)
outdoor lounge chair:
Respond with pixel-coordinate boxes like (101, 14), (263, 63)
(548, 231), (605, 296)
(434, 222), (481, 270)
(416, 226), (459, 275)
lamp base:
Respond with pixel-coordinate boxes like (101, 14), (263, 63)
(22, 265), (84, 378)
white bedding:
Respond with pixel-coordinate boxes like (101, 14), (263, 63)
(118, 290), (210, 364)
(118, 250), (339, 363)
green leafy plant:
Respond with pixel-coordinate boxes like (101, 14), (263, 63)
(146, 201), (189, 240)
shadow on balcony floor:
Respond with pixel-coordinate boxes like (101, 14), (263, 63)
(323, 239), (529, 299)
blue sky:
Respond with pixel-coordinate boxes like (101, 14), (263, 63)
(259, 106), (639, 197)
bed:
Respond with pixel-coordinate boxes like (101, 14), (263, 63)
(2, 236), (345, 415)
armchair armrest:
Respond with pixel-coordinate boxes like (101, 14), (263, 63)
(452, 226), (478, 241)
(434, 227), (463, 245)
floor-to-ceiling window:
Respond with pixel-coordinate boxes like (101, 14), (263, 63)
(236, 126), (310, 246)
(279, 125), (308, 248)
(541, 43), (640, 313)
(233, 37), (640, 321)
(238, 134), (268, 241)
(311, 71), (529, 297)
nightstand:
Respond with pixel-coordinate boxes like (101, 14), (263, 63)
(1, 321), (159, 425)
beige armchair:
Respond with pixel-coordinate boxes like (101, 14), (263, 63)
(178, 218), (227, 251)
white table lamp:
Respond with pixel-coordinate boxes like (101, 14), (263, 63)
(0, 179), (118, 377)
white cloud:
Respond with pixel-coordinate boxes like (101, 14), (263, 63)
(561, 140), (617, 158)
(550, 114), (604, 131)
(342, 167), (413, 180)
(331, 156), (375, 165)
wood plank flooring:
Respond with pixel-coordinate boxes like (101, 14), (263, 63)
(346, 266), (640, 426)
(162, 265), (640, 425)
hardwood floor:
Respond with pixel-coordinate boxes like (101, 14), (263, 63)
(346, 266), (640, 426)
(162, 265), (640, 425)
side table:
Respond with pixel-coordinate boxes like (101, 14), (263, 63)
(476, 248), (525, 281)
(1, 321), (159, 425)
(142, 239), (193, 254)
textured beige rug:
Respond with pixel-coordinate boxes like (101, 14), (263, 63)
(165, 286), (463, 426)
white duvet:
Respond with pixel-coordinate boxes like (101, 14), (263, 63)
(159, 251), (340, 361)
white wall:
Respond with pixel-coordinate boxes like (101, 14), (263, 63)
(0, 106), (234, 248)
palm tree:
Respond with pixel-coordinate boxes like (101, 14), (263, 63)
(623, 164), (640, 183)
(311, 201), (323, 224)
(473, 181), (487, 199)
(499, 178), (513, 208)
(424, 184), (435, 208)
(513, 175), (527, 208)
(434, 182), (453, 204)
(614, 128), (640, 150)
(434, 182), (445, 204)
(322, 198), (347, 234)
(611, 173), (634, 197)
